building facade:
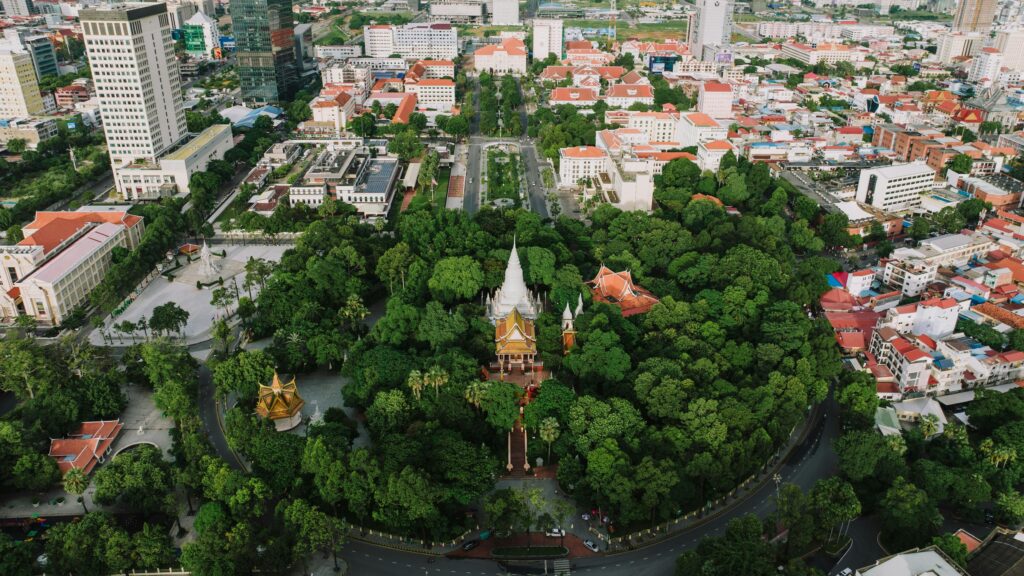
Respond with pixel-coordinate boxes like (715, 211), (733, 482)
(233, 0), (297, 104)
(855, 162), (935, 212)
(81, 3), (188, 174)
(363, 23), (458, 60)
(953, 0), (996, 32)
(690, 0), (733, 61)
(491, 0), (519, 25)
(113, 124), (234, 200)
(533, 19), (563, 61)
(0, 49), (44, 118)
(473, 37), (527, 75)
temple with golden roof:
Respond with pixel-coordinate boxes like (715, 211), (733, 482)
(495, 308), (538, 372)
(255, 372), (305, 431)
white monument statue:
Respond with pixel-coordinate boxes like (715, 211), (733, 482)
(199, 241), (220, 278)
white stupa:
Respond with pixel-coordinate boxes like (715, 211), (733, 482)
(487, 238), (543, 324)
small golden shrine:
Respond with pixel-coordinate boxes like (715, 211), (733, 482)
(495, 307), (538, 372)
(255, 372), (305, 431)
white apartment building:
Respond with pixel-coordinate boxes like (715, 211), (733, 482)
(474, 37), (527, 75)
(697, 81), (733, 119)
(870, 327), (934, 394)
(309, 92), (355, 135)
(184, 11), (220, 59)
(679, 112), (727, 147)
(2, 0), (32, 17)
(605, 84), (655, 108)
(994, 28), (1024, 71)
(604, 110), (685, 145)
(968, 47), (1003, 84)
(558, 146), (655, 212)
(883, 233), (995, 296)
(405, 79), (456, 112)
(363, 23), (458, 60)
(689, 0), (733, 61)
(0, 210), (145, 326)
(533, 19), (563, 61)
(559, 146), (607, 185)
(779, 42), (866, 66)
(114, 124), (234, 200)
(491, 0), (519, 25)
(880, 298), (960, 338)
(697, 139), (735, 172)
(289, 184), (328, 207)
(855, 162), (935, 213)
(428, 0), (485, 24)
(0, 48), (44, 118)
(314, 45), (363, 59)
(81, 3), (188, 192)
(935, 32), (984, 64)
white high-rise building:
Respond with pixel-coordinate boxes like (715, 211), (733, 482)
(532, 18), (563, 60)
(994, 29), (1024, 71)
(363, 23), (458, 60)
(81, 3), (187, 175)
(2, 0), (32, 17)
(856, 162), (935, 213)
(969, 47), (1003, 83)
(491, 0), (519, 25)
(0, 48), (44, 118)
(690, 0), (733, 61)
(936, 32), (984, 64)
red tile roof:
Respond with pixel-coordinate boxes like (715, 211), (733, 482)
(588, 265), (659, 316)
(48, 420), (123, 475)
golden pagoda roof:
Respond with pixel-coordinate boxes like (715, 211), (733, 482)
(255, 372), (305, 421)
(495, 308), (537, 356)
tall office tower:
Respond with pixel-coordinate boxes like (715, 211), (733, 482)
(233, 0), (297, 104)
(532, 19), (563, 60)
(491, 0), (519, 25)
(80, 4), (187, 167)
(2, 29), (59, 81)
(994, 28), (1024, 70)
(0, 48), (44, 117)
(1, 0), (32, 17)
(953, 0), (997, 32)
(690, 0), (733, 62)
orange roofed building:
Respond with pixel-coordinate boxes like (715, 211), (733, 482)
(49, 420), (124, 475)
(256, 373), (305, 431)
(495, 307), (539, 372)
(588, 265), (659, 316)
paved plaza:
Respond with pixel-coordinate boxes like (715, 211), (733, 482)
(91, 244), (289, 346)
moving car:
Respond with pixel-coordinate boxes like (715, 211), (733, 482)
(545, 528), (565, 537)
(461, 540), (479, 551)
(583, 539), (599, 553)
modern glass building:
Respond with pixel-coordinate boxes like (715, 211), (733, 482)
(232, 0), (297, 104)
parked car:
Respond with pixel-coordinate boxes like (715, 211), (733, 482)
(985, 509), (996, 524)
(546, 528), (566, 537)
(838, 569), (853, 576)
(583, 539), (599, 553)
(461, 540), (479, 551)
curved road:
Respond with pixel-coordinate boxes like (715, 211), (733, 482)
(340, 394), (843, 576)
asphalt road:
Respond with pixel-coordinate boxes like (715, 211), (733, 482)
(339, 394), (841, 576)
(521, 141), (550, 219)
(464, 76), (483, 213)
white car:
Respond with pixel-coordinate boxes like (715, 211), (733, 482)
(838, 569), (853, 576)
(583, 539), (599, 553)
(545, 528), (566, 537)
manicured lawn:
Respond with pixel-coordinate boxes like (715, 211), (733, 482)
(432, 167), (451, 210)
(486, 150), (521, 205)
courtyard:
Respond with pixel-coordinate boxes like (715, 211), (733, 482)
(90, 244), (289, 346)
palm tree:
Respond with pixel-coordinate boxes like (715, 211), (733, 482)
(406, 369), (424, 400)
(63, 469), (88, 514)
(539, 417), (560, 463)
(425, 365), (448, 398)
(464, 381), (487, 408)
(919, 414), (940, 438)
